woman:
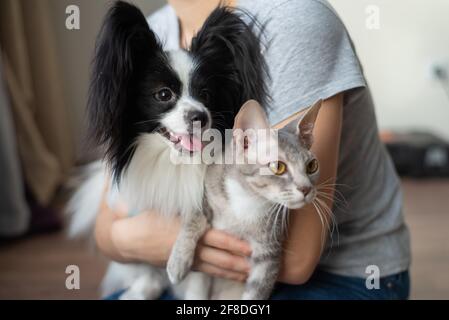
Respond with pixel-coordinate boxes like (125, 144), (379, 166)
(96, 0), (410, 299)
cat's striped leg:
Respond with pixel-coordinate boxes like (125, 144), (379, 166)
(242, 245), (281, 300)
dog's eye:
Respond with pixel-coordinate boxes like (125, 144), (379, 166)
(154, 88), (174, 102)
(199, 89), (210, 103)
(306, 158), (319, 174)
(268, 161), (287, 176)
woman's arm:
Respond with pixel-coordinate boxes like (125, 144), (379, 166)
(276, 93), (343, 284)
(94, 194), (252, 282)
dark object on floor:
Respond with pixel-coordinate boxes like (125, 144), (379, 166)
(384, 131), (449, 177)
(26, 186), (63, 235)
(0, 186), (63, 242)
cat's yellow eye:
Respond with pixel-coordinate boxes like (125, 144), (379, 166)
(268, 161), (287, 175)
(306, 158), (319, 174)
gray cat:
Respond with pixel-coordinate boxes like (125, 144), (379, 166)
(167, 99), (322, 299)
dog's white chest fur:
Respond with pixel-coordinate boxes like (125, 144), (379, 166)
(120, 133), (206, 216)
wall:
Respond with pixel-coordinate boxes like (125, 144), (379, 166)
(328, 0), (449, 140)
(48, 0), (165, 159)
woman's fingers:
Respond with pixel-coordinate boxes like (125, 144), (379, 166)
(201, 229), (252, 257)
(193, 261), (247, 283)
(196, 244), (250, 274)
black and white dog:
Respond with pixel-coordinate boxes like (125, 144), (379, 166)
(68, 1), (268, 299)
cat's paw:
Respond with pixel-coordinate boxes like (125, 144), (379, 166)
(241, 291), (267, 300)
(166, 255), (193, 284)
(241, 292), (254, 300)
(119, 288), (146, 300)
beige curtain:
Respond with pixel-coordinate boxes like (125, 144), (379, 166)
(0, 0), (74, 205)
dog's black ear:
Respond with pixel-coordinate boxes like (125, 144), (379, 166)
(191, 7), (270, 111)
(88, 1), (163, 172)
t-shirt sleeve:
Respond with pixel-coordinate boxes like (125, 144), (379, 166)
(146, 5), (180, 51)
(262, 0), (366, 124)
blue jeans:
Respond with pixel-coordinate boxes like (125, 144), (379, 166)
(271, 269), (410, 300)
(105, 269), (410, 300)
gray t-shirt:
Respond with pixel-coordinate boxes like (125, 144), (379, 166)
(148, 0), (410, 278)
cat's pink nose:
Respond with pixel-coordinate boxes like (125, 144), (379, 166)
(299, 186), (311, 197)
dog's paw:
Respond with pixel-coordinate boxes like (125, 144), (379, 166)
(167, 255), (192, 284)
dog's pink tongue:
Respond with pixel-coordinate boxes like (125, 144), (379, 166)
(175, 134), (203, 152)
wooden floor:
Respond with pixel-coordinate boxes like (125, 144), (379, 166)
(403, 179), (449, 299)
(0, 179), (448, 300)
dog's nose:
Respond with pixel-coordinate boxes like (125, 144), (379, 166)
(187, 110), (209, 128)
(298, 186), (312, 197)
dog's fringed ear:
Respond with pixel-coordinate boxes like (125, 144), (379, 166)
(190, 7), (270, 111)
(87, 1), (162, 156)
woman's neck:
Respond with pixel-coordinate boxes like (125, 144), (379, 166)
(168, 0), (236, 49)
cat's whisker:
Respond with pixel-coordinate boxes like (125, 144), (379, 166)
(317, 186), (347, 207)
(267, 203), (278, 240)
(274, 203), (287, 243)
(264, 201), (281, 231)
(312, 201), (327, 252)
(314, 197), (333, 230)
(316, 182), (348, 211)
(313, 200), (333, 259)
(315, 197), (340, 248)
(313, 197), (335, 239)
(281, 245), (298, 257)
(282, 204), (289, 238)
(320, 202), (338, 254)
(272, 203), (283, 241)
(316, 191), (346, 222)
(318, 177), (349, 189)
(317, 181), (347, 194)
(264, 202), (278, 228)
(316, 190), (346, 211)
(318, 187), (349, 207)
(313, 198), (334, 255)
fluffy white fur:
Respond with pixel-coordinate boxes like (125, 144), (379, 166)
(68, 133), (206, 299)
(120, 134), (206, 215)
(101, 263), (167, 299)
(67, 161), (107, 238)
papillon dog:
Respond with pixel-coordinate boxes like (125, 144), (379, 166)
(68, 1), (268, 299)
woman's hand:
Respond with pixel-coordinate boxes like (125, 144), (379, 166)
(94, 195), (251, 282)
(193, 229), (251, 282)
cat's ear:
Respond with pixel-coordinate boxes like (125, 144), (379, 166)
(296, 99), (322, 149)
(232, 100), (269, 152)
(233, 100), (270, 131)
